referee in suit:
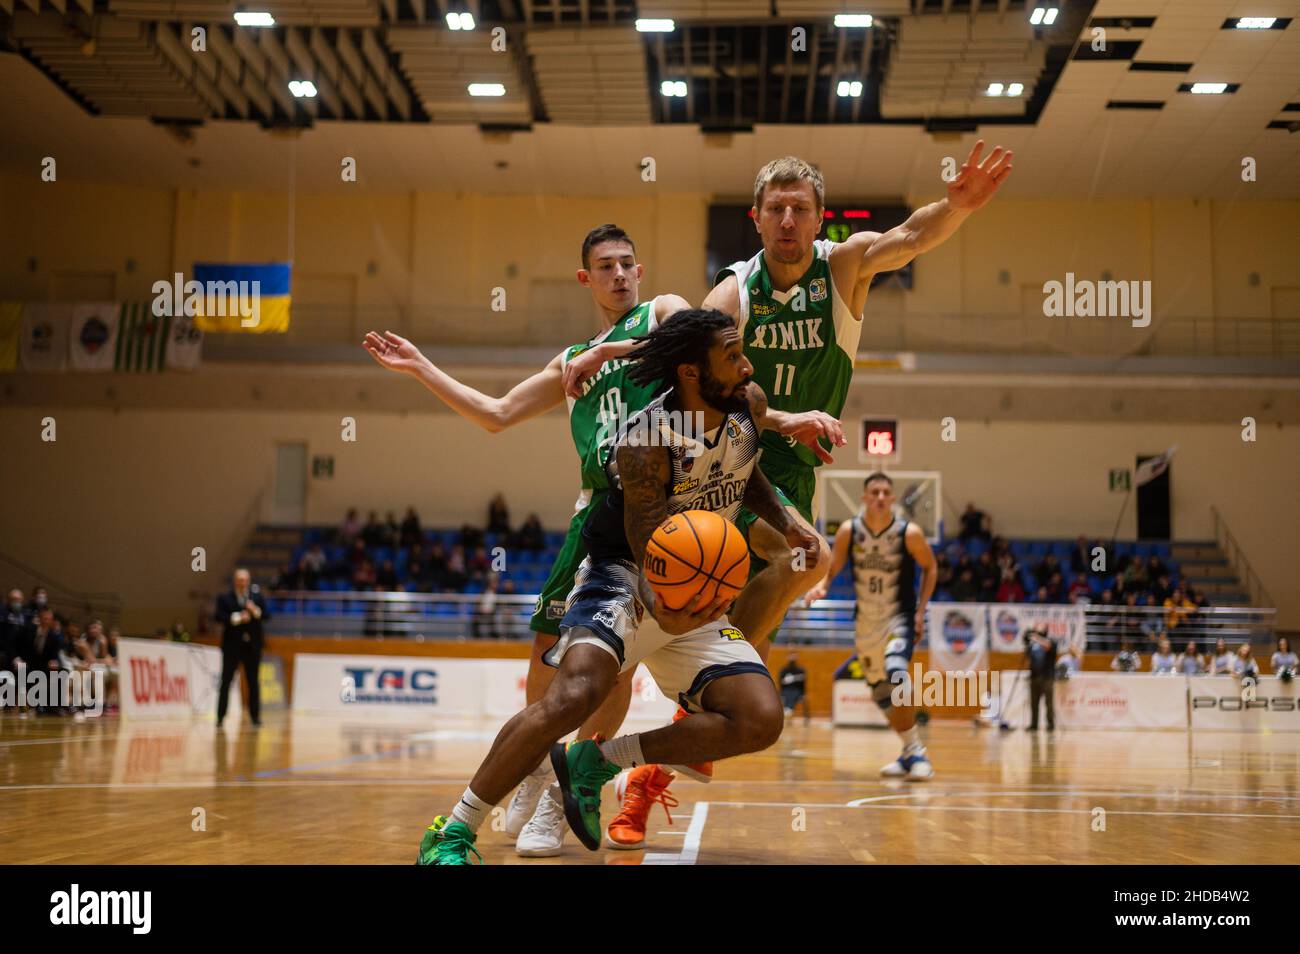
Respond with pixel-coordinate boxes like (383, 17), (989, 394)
(214, 568), (270, 728)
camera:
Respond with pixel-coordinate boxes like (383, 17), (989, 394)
(1280, 666), (1295, 683)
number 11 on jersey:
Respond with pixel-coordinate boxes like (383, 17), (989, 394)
(773, 363), (796, 397)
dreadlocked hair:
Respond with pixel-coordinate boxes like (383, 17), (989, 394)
(626, 308), (736, 392)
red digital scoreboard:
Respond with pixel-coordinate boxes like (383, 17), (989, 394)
(859, 417), (899, 466)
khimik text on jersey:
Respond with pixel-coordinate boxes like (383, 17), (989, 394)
(748, 318), (824, 351)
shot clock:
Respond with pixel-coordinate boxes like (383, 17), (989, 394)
(859, 417), (899, 466)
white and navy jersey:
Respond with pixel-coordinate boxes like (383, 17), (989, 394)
(582, 387), (762, 563)
(850, 515), (917, 634)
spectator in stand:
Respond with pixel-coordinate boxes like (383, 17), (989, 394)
(273, 562), (301, 591)
(1146, 553), (1168, 583)
(951, 568), (979, 602)
(1069, 536), (1090, 574)
(1033, 585), (1050, 604)
(996, 566), (1025, 603)
(340, 507), (363, 544)
(935, 553), (954, 592)
(352, 558), (377, 590)
(362, 511), (384, 548)
(445, 545), (468, 591)
(515, 514), (546, 553)
(958, 502), (990, 543)
(975, 551), (999, 602)
(1149, 573), (1173, 606)
(487, 493), (511, 535)
(376, 560), (398, 590)
(1150, 638), (1176, 674)
(472, 576), (500, 638)
(468, 546), (492, 583)
(407, 560), (428, 593)
(26, 586), (50, 617)
(459, 524), (484, 551)
(991, 535), (1012, 563)
(1122, 557), (1148, 593)
(84, 620), (107, 659)
(1067, 574), (1092, 604)
(1188, 586), (1211, 613)
(2, 588), (31, 673)
(1096, 587), (1117, 606)
(1176, 641), (1204, 675)
(1033, 553), (1061, 590)
(169, 619), (192, 642)
(1111, 639), (1142, 672)
(1232, 644), (1259, 682)
(496, 579), (520, 638)
(1118, 591), (1145, 643)
(348, 537), (369, 570)
(1209, 638), (1234, 675)
(426, 542), (449, 584)
(383, 511), (401, 547)
(399, 507), (422, 548)
(1057, 640), (1084, 678)
(299, 543), (327, 589)
(1163, 587), (1196, 634)
(1272, 637), (1298, 677)
(1045, 571), (1067, 604)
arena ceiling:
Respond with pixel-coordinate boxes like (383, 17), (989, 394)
(1, 0), (1298, 197)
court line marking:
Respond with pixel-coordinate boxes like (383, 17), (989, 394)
(643, 802), (708, 865)
(702, 800), (1300, 821)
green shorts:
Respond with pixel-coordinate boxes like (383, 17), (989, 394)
(735, 459), (817, 545)
(529, 490), (607, 637)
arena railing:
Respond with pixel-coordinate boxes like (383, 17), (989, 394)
(263, 590), (1279, 654)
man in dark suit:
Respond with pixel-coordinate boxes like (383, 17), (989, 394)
(214, 568), (270, 728)
(1025, 627), (1058, 731)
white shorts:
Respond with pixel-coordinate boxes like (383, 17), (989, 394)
(853, 612), (916, 687)
(545, 556), (769, 713)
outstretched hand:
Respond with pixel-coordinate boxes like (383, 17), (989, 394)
(781, 410), (845, 464)
(363, 330), (424, 374)
(947, 139), (1013, 212)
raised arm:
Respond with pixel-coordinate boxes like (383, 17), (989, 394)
(561, 294), (694, 397)
(364, 330), (564, 433)
(745, 380), (845, 464)
(830, 140), (1013, 281)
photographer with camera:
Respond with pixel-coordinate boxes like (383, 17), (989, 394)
(1024, 627), (1058, 732)
(1232, 644), (1260, 695)
(1111, 638), (1142, 673)
(1271, 637), (1297, 682)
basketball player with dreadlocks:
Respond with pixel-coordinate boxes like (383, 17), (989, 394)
(416, 308), (830, 865)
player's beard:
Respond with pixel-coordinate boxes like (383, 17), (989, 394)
(699, 366), (750, 413)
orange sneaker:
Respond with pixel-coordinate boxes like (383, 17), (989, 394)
(665, 707), (714, 783)
(605, 765), (678, 850)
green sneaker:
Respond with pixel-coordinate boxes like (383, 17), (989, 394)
(550, 739), (622, 851)
(416, 815), (482, 866)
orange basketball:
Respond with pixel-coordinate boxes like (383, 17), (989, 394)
(644, 510), (750, 612)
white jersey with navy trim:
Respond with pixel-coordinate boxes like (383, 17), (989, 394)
(582, 387), (763, 562)
(851, 515), (917, 638)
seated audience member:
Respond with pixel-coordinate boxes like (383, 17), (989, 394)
(459, 524), (484, 551)
(1033, 553), (1061, 590)
(1033, 585), (1051, 604)
(1045, 571), (1067, 603)
(340, 508), (363, 544)
(1118, 591), (1146, 642)
(169, 619), (192, 642)
(487, 493), (511, 535)
(976, 551), (999, 601)
(468, 546), (492, 582)
(1122, 558), (1148, 592)
(299, 543), (327, 589)
(274, 562), (302, 591)
(1057, 641), (1084, 677)
(27, 586), (50, 617)
(991, 535), (1013, 564)
(515, 514), (546, 552)
(1232, 644), (1260, 682)
(1188, 586), (1211, 613)
(3, 588), (31, 672)
(496, 578), (520, 638)
(1150, 638), (1176, 674)
(426, 542), (449, 581)
(1163, 587), (1196, 633)
(1069, 536), (1090, 574)
(1210, 638), (1235, 675)
(996, 568), (1025, 603)
(376, 560), (398, 590)
(361, 511), (384, 548)
(383, 511), (401, 547)
(445, 545), (468, 591)
(84, 620), (107, 659)
(1095, 587), (1117, 606)
(1272, 637), (1298, 678)
(1067, 575), (1092, 604)
(1111, 639), (1142, 673)
(1149, 573), (1173, 605)
(951, 569), (979, 602)
(399, 507), (422, 548)
(957, 502), (990, 543)
(1146, 553), (1168, 583)
(352, 558), (377, 590)
(1175, 641), (1204, 675)
(472, 576), (500, 638)
(348, 537), (369, 569)
(935, 553), (954, 590)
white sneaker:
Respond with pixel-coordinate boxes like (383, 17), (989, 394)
(907, 755), (935, 781)
(515, 787), (566, 857)
(880, 747), (934, 781)
(879, 757), (908, 778)
(505, 764), (552, 837)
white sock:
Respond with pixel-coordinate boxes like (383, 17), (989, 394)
(599, 733), (646, 768)
(900, 725), (922, 751)
(449, 787), (492, 833)
(528, 757), (554, 781)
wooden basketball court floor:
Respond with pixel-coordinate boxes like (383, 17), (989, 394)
(2, 713), (1297, 865)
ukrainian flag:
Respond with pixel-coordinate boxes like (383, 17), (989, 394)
(192, 262), (291, 333)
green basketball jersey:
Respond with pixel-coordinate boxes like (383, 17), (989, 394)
(562, 297), (663, 501)
(715, 239), (861, 472)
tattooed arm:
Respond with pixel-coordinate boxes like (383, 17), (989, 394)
(616, 442), (731, 635)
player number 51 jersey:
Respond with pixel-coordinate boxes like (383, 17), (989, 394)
(851, 515), (917, 632)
